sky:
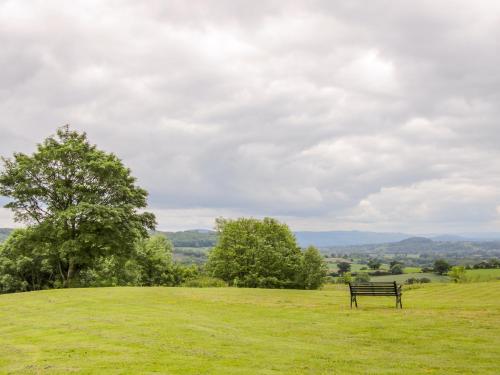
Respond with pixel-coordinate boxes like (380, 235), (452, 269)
(0, 0), (499, 233)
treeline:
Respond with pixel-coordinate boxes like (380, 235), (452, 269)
(0, 231), (199, 293)
(0, 127), (328, 294)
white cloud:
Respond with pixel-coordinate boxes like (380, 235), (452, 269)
(0, 0), (499, 233)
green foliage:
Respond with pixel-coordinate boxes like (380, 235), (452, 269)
(135, 235), (174, 286)
(0, 228), (56, 293)
(337, 272), (352, 284)
(354, 272), (370, 282)
(0, 126), (156, 287)
(300, 246), (328, 289)
(337, 261), (351, 275)
(472, 259), (500, 269)
(405, 277), (432, 285)
(449, 266), (467, 283)
(390, 263), (404, 275)
(434, 259), (451, 275)
(158, 230), (217, 247)
(207, 217), (326, 289)
(181, 276), (227, 288)
(77, 255), (141, 287)
(367, 259), (381, 270)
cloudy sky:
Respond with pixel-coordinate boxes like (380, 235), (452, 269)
(1, 0), (499, 233)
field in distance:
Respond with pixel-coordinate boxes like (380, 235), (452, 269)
(0, 282), (499, 374)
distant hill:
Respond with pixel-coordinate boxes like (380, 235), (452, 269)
(323, 236), (500, 256)
(294, 231), (412, 247)
(155, 229), (217, 248)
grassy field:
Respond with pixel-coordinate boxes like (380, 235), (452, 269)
(1, 283), (499, 374)
(465, 268), (500, 281)
(403, 266), (422, 273)
(370, 272), (449, 283)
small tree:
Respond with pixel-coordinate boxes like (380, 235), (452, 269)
(449, 266), (467, 283)
(135, 235), (174, 286)
(434, 259), (451, 275)
(367, 259), (381, 270)
(337, 261), (351, 275)
(300, 246), (328, 289)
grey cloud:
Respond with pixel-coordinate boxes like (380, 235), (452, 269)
(0, 0), (499, 232)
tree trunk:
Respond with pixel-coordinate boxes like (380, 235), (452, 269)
(64, 259), (76, 288)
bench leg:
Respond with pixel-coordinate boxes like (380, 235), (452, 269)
(396, 296), (403, 309)
(350, 295), (357, 309)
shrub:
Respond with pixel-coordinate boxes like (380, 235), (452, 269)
(336, 272), (352, 284)
(354, 272), (370, 282)
(405, 277), (432, 285)
(182, 276), (227, 288)
(390, 264), (404, 275)
(448, 266), (467, 283)
(405, 277), (418, 285)
(324, 276), (335, 284)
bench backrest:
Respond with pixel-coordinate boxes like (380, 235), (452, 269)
(349, 282), (401, 296)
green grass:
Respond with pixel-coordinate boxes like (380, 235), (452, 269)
(404, 267), (422, 273)
(371, 272), (449, 283)
(327, 262), (371, 272)
(1, 283), (499, 374)
(465, 268), (500, 281)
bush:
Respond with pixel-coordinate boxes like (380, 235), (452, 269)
(390, 264), (404, 275)
(324, 276), (335, 284)
(405, 277), (432, 285)
(336, 272), (352, 284)
(405, 277), (418, 285)
(181, 276), (227, 288)
(354, 272), (370, 282)
(448, 266), (467, 283)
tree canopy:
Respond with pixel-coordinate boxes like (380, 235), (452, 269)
(207, 217), (326, 289)
(0, 126), (156, 287)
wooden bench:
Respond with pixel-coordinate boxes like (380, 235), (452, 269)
(348, 282), (403, 308)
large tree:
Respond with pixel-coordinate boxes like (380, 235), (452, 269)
(0, 126), (156, 287)
(207, 217), (326, 289)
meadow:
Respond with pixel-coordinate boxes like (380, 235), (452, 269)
(1, 282), (499, 374)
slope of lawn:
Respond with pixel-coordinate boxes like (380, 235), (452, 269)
(1, 282), (499, 374)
